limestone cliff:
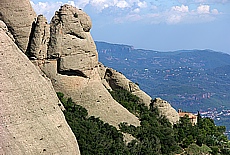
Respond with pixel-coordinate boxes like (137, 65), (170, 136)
(0, 0), (36, 52)
(29, 15), (50, 59)
(0, 22), (80, 154)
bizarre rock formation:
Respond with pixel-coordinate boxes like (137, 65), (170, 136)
(31, 4), (178, 128)
(29, 5), (141, 128)
(152, 98), (179, 124)
(29, 15), (50, 59)
(48, 5), (97, 77)
(0, 0), (36, 52)
(0, 21), (80, 155)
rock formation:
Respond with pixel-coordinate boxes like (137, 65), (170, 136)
(0, 22), (80, 154)
(99, 65), (152, 106)
(29, 15), (50, 59)
(30, 4), (178, 127)
(0, 0), (36, 52)
(48, 5), (97, 77)
(152, 98), (179, 124)
(33, 5), (140, 128)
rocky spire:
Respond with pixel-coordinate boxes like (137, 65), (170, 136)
(48, 4), (98, 77)
(29, 15), (50, 59)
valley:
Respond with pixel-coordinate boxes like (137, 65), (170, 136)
(96, 41), (230, 137)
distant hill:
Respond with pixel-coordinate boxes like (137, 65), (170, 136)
(96, 41), (230, 135)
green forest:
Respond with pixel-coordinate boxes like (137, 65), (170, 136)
(57, 90), (230, 155)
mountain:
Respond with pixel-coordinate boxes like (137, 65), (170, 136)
(0, 2), (181, 154)
(96, 41), (230, 134)
(1, 1), (229, 154)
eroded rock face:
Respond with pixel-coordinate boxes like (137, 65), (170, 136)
(0, 24), (80, 155)
(152, 98), (179, 124)
(29, 15), (50, 59)
(0, 0), (36, 52)
(48, 4), (98, 77)
(37, 59), (140, 129)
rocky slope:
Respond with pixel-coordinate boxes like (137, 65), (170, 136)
(0, 21), (80, 155)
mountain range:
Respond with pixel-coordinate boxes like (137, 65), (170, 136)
(96, 41), (230, 134)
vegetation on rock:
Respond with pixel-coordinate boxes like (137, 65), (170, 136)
(58, 90), (230, 155)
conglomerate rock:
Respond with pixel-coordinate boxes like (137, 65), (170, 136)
(0, 0), (36, 52)
(0, 22), (80, 155)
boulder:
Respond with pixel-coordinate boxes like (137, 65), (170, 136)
(152, 98), (179, 124)
(0, 0), (36, 52)
(103, 67), (152, 106)
(0, 23), (80, 155)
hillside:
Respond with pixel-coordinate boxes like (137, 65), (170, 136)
(96, 41), (230, 135)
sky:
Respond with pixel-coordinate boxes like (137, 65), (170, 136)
(31, 0), (230, 54)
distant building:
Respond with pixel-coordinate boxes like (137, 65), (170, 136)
(178, 109), (198, 125)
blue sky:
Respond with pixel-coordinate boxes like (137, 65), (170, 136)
(31, 0), (230, 54)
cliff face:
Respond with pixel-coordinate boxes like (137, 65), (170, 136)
(0, 22), (80, 154)
(0, 0), (36, 52)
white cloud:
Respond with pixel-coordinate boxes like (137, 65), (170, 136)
(137, 1), (147, 8)
(211, 9), (219, 14)
(75, 0), (90, 9)
(31, 1), (63, 21)
(67, 1), (76, 7)
(132, 8), (140, 13)
(167, 14), (182, 24)
(116, 1), (130, 8)
(180, 0), (229, 4)
(197, 5), (210, 14)
(171, 5), (189, 12)
(30, 1), (222, 25)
